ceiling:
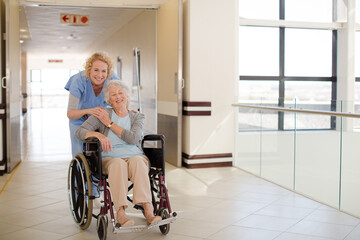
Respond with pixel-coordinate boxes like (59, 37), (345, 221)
(18, 0), (168, 54)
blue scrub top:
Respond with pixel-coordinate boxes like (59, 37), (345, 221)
(65, 70), (119, 157)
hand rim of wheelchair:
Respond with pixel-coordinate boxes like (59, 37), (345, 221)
(67, 153), (93, 230)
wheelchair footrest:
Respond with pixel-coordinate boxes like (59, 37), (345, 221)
(112, 215), (177, 234)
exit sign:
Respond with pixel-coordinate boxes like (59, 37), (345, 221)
(60, 14), (89, 25)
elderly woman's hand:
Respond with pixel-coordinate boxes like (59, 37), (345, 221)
(95, 132), (112, 152)
(93, 108), (111, 126)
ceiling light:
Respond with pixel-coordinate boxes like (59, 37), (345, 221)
(67, 33), (77, 40)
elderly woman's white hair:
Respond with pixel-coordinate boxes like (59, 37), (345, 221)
(103, 80), (130, 107)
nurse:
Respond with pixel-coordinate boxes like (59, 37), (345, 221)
(65, 52), (120, 158)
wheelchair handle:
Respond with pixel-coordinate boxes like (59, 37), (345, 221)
(141, 134), (165, 149)
(142, 134), (165, 141)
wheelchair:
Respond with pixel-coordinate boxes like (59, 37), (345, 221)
(67, 134), (177, 240)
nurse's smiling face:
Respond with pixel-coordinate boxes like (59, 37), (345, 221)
(90, 60), (108, 87)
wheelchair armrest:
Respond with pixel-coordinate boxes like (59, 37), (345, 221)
(84, 137), (99, 144)
(143, 134), (165, 141)
(83, 137), (102, 153)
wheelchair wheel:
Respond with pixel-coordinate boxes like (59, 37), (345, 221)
(158, 208), (170, 235)
(97, 215), (108, 240)
(67, 153), (93, 230)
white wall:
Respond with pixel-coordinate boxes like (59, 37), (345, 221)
(87, 10), (157, 135)
(183, 0), (237, 157)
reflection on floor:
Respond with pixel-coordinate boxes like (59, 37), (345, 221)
(0, 108), (360, 240)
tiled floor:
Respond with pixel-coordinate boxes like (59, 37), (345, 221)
(0, 107), (360, 240)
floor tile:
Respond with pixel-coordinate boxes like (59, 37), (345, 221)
(2, 195), (62, 210)
(0, 223), (24, 236)
(207, 225), (281, 240)
(344, 224), (360, 240)
(273, 193), (322, 209)
(0, 191), (30, 204)
(211, 199), (269, 214)
(133, 232), (204, 240)
(35, 200), (71, 216)
(304, 209), (360, 226)
(287, 220), (354, 239)
(232, 191), (284, 204)
(169, 195), (223, 209)
(0, 228), (65, 240)
(255, 204), (315, 219)
(185, 207), (250, 225)
(170, 218), (227, 238)
(31, 215), (84, 236)
(234, 214), (300, 232)
(0, 203), (27, 217)
(274, 232), (335, 240)
(0, 209), (61, 227)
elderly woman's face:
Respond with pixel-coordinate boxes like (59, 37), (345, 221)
(90, 60), (108, 87)
(108, 86), (128, 109)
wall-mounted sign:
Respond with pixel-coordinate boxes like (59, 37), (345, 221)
(60, 14), (89, 25)
(48, 59), (63, 63)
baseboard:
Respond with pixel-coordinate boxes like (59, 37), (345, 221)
(182, 152), (233, 168)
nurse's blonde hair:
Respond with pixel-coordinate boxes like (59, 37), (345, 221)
(84, 52), (113, 79)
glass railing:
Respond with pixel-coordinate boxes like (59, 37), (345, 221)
(233, 99), (360, 218)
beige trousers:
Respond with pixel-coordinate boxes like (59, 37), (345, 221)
(102, 155), (151, 212)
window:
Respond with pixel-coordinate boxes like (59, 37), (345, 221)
(69, 69), (80, 77)
(239, 0), (336, 130)
(31, 69), (41, 82)
(285, 29), (332, 77)
(238, 80), (279, 103)
(239, 27), (279, 76)
(239, 0), (278, 20)
(285, 0), (332, 22)
(30, 69), (72, 108)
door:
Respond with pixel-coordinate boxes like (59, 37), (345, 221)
(4, 0), (22, 173)
(157, 0), (183, 167)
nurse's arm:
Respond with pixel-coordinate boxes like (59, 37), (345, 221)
(66, 93), (101, 119)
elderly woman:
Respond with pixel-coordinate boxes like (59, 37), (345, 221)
(75, 80), (161, 227)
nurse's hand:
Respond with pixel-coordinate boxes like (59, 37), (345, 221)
(88, 106), (103, 115)
(96, 133), (112, 152)
(92, 108), (111, 126)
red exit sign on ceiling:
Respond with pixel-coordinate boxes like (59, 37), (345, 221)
(60, 14), (89, 25)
